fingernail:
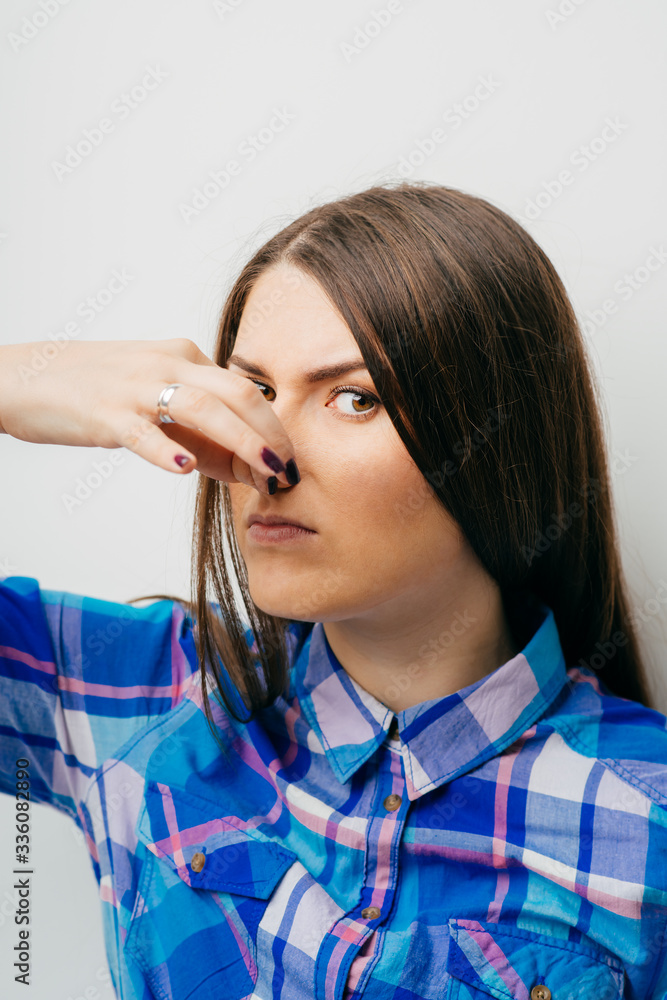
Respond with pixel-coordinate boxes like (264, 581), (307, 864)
(285, 458), (300, 485)
(267, 476), (277, 495)
(261, 447), (286, 475)
(175, 455), (190, 468)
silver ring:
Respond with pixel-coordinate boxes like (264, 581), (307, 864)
(157, 383), (183, 424)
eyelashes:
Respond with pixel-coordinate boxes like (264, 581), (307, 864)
(328, 384), (379, 418)
(248, 379), (381, 420)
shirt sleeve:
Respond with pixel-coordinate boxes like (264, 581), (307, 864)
(0, 575), (198, 828)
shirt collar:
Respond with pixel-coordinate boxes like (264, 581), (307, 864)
(292, 595), (569, 799)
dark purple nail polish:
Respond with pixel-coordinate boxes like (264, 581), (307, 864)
(267, 476), (277, 495)
(261, 447), (286, 474)
(174, 454), (190, 468)
(285, 458), (300, 485)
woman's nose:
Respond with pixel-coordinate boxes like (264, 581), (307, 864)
(268, 406), (306, 488)
(274, 456), (301, 488)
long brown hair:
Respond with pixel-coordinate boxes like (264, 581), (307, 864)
(130, 180), (653, 752)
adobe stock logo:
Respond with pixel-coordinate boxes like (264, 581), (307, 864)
(8, 0), (74, 54)
(178, 108), (296, 224)
(50, 67), (169, 181)
(545, 0), (589, 30)
(212, 0), (247, 15)
(396, 75), (501, 177)
(519, 117), (628, 223)
(339, 1), (418, 63)
(16, 269), (134, 384)
(578, 245), (667, 338)
(61, 452), (127, 514)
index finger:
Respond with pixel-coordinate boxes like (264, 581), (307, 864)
(171, 360), (299, 480)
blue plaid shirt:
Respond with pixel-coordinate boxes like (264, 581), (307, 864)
(1, 574), (667, 999)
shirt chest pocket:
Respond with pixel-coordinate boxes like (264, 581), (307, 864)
(122, 783), (298, 1000)
(445, 918), (626, 1000)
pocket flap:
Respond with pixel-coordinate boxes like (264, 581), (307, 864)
(446, 918), (625, 1000)
(135, 779), (297, 898)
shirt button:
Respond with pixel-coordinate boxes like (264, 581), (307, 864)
(530, 986), (551, 1000)
(191, 851), (206, 873)
(361, 906), (381, 920)
(383, 793), (402, 811)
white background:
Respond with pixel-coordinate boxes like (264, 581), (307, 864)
(1, 1), (666, 997)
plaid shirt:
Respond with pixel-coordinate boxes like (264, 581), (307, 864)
(1, 574), (667, 1000)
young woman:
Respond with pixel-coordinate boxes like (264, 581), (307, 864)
(1, 182), (666, 1000)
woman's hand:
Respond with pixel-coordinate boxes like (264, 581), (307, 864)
(0, 339), (299, 493)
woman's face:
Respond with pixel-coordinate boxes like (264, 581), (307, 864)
(226, 262), (472, 624)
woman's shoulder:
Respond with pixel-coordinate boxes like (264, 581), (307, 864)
(542, 664), (667, 812)
(0, 573), (199, 734)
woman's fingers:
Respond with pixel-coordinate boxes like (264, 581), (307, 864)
(112, 410), (277, 495)
(0, 339), (301, 489)
(158, 422), (235, 480)
(111, 412), (202, 475)
(230, 451), (276, 495)
(146, 373), (297, 487)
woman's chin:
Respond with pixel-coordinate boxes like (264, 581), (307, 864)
(249, 590), (314, 621)
(249, 587), (336, 623)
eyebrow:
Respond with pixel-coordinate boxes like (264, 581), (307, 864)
(226, 354), (370, 384)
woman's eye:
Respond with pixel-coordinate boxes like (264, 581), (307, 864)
(249, 379), (378, 419)
(328, 387), (377, 418)
(250, 380), (275, 400)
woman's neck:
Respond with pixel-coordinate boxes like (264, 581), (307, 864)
(321, 573), (520, 714)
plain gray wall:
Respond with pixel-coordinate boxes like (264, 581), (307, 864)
(1, 1), (666, 997)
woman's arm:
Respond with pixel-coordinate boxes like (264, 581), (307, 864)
(0, 575), (198, 821)
(0, 337), (299, 488)
(0, 342), (36, 434)
(0, 335), (301, 817)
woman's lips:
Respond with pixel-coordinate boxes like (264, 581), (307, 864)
(247, 522), (317, 544)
